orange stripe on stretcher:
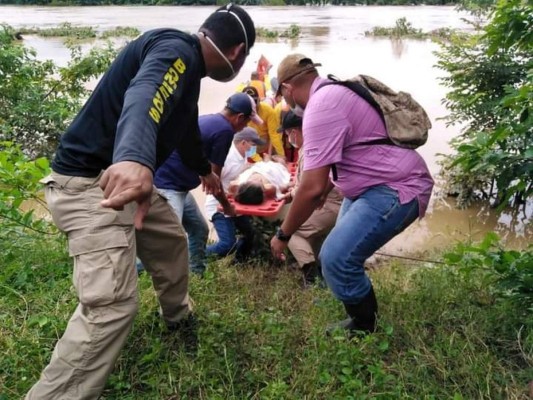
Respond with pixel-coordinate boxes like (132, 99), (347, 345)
(218, 162), (297, 217)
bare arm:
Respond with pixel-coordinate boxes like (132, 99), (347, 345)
(211, 163), (235, 216)
(270, 165), (330, 259)
(279, 166), (330, 233)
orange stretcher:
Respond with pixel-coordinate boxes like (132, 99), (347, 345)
(219, 162), (297, 217)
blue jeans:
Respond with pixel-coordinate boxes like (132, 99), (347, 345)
(320, 185), (419, 303)
(206, 213), (255, 260)
(156, 189), (208, 275)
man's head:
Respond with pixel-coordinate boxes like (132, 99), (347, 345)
(242, 85), (260, 106)
(224, 93), (263, 131)
(251, 71), (259, 80)
(233, 126), (266, 156)
(277, 53), (321, 115)
(278, 110), (303, 149)
(235, 182), (264, 205)
(199, 4), (255, 82)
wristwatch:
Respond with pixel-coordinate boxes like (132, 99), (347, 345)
(275, 227), (292, 242)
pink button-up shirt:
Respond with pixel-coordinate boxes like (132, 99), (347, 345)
(302, 77), (434, 217)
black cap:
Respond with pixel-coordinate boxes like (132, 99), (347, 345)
(277, 110), (302, 133)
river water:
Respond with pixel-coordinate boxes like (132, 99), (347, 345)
(2, 5), (531, 252)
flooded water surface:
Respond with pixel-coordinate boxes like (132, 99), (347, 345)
(2, 5), (530, 252)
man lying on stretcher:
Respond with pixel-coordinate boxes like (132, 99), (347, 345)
(228, 154), (292, 204)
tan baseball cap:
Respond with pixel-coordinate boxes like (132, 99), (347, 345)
(276, 54), (321, 96)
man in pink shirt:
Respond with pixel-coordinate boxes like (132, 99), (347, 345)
(270, 54), (434, 335)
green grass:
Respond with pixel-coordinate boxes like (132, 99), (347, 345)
(0, 234), (531, 399)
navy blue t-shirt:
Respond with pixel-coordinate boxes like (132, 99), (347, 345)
(52, 28), (210, 178)
(154, 113), (234, 191)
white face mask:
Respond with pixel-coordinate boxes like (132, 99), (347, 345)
(283, 84), (305, 117)
(202, 33), (239, 82)
(245, 145), (257, 158)
(288, 131), (300, 149)
(291, 104), (305, 118)
(203, 5), (250, 83)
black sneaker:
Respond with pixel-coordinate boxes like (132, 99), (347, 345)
(190, 265), (206, 277)
(166, 314), (198, 353)
(325, 317), (373, 338)
(302, 262), (325, 288)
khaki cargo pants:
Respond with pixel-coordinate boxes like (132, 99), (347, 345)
(288, 192), (342, 268)
(26, 171), (191, 400)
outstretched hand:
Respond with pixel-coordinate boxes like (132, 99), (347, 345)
(200, 172), (221, 196)
(99, 161), (153, 230)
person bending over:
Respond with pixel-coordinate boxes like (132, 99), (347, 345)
(270, 54), (433, 337)
(28, 5), (256, 399)
(279, 110), (343, 287)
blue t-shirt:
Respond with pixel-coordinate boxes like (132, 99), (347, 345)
(154, 113), (234, 191)
(53, 29), (210, 178)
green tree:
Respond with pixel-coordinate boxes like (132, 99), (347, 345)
(0, 25), (116, 158)
(0, 25), (117, 240)
(436, 0), (532, 208)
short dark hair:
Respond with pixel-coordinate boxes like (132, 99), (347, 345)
(235, 182), (264, 205)
(242, 86), (259, 103)
(200, 4), (256, 53)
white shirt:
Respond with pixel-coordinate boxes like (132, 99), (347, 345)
(236, 161), (290, 200)
(205, 143), (247, 219)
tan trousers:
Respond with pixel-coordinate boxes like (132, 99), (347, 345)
(288, 191), (342, 268)
(26, 171), (190, 400)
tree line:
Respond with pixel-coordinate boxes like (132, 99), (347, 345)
(3, 0), (457, 6)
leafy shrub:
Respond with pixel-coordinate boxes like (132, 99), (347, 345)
(100, 26), (140, 39)
(257, 24), (301, 40)
(280, 24), (301, 39)
(444, 232), (533, 310)
(19, 22), (96, 39)
(0, 25), (117, 158)
(0, 142), (54, 239)
(436, 0), (532, 208)
(365, 17), (425, 39)
(256, 27), (280, 39)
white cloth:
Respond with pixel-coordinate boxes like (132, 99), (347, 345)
(205, 143), (247, 219)
(236, 161), (290, 200)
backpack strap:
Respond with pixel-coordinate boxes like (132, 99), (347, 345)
(317, 75), (394, 181)
(316, 75), (394, 147)
(319, 74), (384, 120)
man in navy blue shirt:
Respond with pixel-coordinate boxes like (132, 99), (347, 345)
(153, 92), (262, 275)
(30, 5), (256, 399)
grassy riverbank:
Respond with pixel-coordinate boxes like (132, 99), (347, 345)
(0, 234), (531, 399)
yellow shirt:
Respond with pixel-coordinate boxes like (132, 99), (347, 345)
(235, 80), (266, 100)
(249, 101), (284, 157)
(249, 80), (266, 99)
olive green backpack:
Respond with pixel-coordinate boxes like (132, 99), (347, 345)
(318, 74), (431, 149)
